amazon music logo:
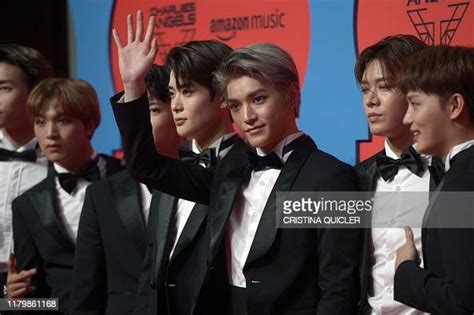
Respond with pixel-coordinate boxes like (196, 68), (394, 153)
(209, 9), (286, 41)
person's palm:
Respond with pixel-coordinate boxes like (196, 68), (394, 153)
(112, 10), (158, 84)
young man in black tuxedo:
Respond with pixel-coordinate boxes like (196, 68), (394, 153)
(394, 45), (474, 314)
(0, 44), (54, 290)
(8, 78), (122, 313)
(111, 11), (360, 314)
(112, 12), (238, 315)
(353, 35), (444, 314)
(70, 65), (182, 315)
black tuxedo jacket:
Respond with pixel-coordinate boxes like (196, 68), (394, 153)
(11, 155), (122, 314)
(133, 142), (240, 315)
(134, 192), (229, 315)
(112, 94), (361, 314)
(394, 146), (474, 314)
(70, 170), (160, 315)
(354, 149), (444, 313)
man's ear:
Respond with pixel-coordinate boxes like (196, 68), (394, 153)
(286, 83), (299, 116)
(448, 93), (466, 121)
(215, 95), (227, 109)
(85, 121), (96, 139)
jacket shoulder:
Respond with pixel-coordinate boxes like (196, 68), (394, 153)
(99, 154), (125, 176)
(354, 150), (383, 173)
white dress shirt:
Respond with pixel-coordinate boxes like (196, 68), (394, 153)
(139, 183), (152, 224)
(444, 139), (474, 171)
(0, 130), (48, 272)
(226, 132), (303, 288)
(168, 133), (237, 258)
(53, 152), (107, 244)
(368, 141), (430, 315)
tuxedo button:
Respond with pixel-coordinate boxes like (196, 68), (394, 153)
(149, 280), (156, 289)
(148, 241), (153, 248)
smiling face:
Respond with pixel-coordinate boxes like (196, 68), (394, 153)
(226, 75), (297, 152)
(34, 102), (93, 171)
(168, 71), (227, 146)
(360, 60), (411, 140)
(403, 91), (452, 157)
(0, 62), (31, 131)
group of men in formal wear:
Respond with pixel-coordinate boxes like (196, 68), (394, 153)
(1, 9), (474, 315)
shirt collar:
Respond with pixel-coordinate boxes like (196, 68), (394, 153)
(256, 131), (304, 162)
(191, 132), (237, 156)
(444, 139), (474, 171)
(53, 151), (98, 174)
(384, 139), (432, 166)
(0, 129), (38, 152)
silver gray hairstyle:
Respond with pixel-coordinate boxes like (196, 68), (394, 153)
(214, 43), (301, 117)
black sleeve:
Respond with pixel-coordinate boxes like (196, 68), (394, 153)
(316, 165), (361, 315)
(394, 172), (474, 314)
(12, 197), (50, 298)
(110, 92), (214, 205)
(70, 187), (107, 315)
(394, 228), (474, 313)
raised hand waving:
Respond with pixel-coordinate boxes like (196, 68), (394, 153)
(112, 10), (158, 101)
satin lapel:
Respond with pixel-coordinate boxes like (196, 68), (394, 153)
(428, 156), (444, 191)
(29, 174), (75, 251)
(153, 193), (178, 279)
(170, 202), (208, 262)
(113, 175), (146, 255)
(245, 136), (315, 266)
(363, 150), (385, 192)
(359, 150), (384, 296)
(365, 162), (379, 192)
(421, 179), (445, 264)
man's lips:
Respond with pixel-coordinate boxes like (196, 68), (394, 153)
(174, 118), (187, 126)
(46, 143), (61, 151)
(367, 112), (381, 123)
(246, 125), (264, 135)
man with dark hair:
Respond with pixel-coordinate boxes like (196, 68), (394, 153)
(395, 45), (474, 314)
(353, 35), (443, 314)
(0, 44), (54, 290)
(111, 11), (239, 315)
(112, 11), (360, 314)
(9, 79), (123, 313)
(70, 65), (182, 315)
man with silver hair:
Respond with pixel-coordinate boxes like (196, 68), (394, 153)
(212, 42), (361, 314)
(111, 12), (360, 314)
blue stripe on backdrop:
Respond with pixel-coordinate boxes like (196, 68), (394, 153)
(300, 0), (367, 165)
(68, 0), (120, 155)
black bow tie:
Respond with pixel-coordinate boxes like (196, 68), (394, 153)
(0, 148), (37, 163)
(179, 148), (216, 168)
(247, 151), (283, 171)
(56, 159), (101, 194)
(376, 146), (425, 182)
